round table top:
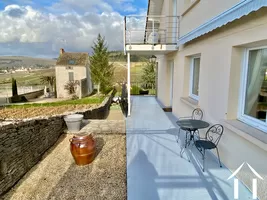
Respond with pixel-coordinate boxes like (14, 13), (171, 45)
(176, 119), (209, 130)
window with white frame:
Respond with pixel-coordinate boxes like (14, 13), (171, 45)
(239, 47), (267, 132)
(189, 56), (200, 100)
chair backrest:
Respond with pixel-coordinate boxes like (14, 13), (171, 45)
(205, 124), (224, 146)
(192, 108), (203, 120)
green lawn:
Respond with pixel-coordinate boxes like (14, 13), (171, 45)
(149, 89), (156, 95)
(112, 62), (145, 83)
(7, 96), (105, 109)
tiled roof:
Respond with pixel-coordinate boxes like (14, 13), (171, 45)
(56, 52), (89, 66)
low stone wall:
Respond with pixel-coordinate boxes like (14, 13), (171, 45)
(0, 89), (116, 196)
(77, 89), (116, 119)
(8, 89), (44, 103)
(0, 116), (66, 196)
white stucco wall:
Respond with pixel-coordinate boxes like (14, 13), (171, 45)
(157, 8), (267, 200)
(55, 65), (92, 98)
(178, 0), (241, 36)
(157, 55), (171, 107)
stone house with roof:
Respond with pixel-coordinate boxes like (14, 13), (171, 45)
(55, 48), (93, 98)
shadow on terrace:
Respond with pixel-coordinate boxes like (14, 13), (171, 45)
(126, 96), (255, 200)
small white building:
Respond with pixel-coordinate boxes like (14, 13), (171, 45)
(55, 48), (93, 99)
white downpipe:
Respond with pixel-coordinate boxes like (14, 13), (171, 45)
(127, 52), (131, 116)
(152, 19), (155, 45)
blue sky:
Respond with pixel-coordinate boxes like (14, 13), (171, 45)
(0, 0), (148, 57)
(0, 0), (147, 12)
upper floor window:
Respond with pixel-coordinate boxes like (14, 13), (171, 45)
(190, 56), (200, 100)
(68, 60), (76, 65)
(239, 47), (267, 132)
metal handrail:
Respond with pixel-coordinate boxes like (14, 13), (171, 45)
(124, 15), (180, 45)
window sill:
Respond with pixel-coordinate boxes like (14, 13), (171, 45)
(181, 0), (200, 17)
(223, 119), (267, 152)
(180, 97), (198, 108)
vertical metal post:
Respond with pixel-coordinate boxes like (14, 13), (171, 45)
(127, 52), (131, 116)
(129, 17), (132, 46)
(152, 19), (155, 45)
(234, 179), (239, 199)
(177, 16), (180, 40)
(123, 16), (126, 55)
(252, 179), (257, 199)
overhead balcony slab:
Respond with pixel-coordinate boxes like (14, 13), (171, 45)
(125, 44), (177, 55)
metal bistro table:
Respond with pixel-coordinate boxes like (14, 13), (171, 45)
(176, 119), (210, 158)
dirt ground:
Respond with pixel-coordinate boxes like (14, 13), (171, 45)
(107, 104), (125, 120)
(1, 132), (126, 200)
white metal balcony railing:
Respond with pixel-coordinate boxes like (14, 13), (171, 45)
(124, 15), (180, 46)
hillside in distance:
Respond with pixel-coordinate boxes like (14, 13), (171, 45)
(0, 51), (148, 69)
(109, 51), (150, 62)
(0, 56), (56, 69)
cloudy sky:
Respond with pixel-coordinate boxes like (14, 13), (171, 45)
(0, 0), (147, 58)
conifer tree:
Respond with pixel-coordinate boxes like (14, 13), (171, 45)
(12, 78), (18, 96)
(90, 34), (114, 94)
(141, 62), (156, 89)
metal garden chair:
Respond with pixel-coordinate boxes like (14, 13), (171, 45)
(195, 124), (224, 172)
(176, 108), (203, 143)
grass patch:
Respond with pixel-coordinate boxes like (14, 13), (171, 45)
(6, 96), (105, 109)
(149, 89), (156, 95)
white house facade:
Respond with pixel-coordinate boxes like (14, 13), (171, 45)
(124, 0), (267, 199)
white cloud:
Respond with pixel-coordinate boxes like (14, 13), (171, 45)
(0, 4), (125, 56)
(48, 0), (125, 14)
(0, 0), (146, 57)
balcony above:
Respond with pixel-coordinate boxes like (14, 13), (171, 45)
(124, 15), (179, 54)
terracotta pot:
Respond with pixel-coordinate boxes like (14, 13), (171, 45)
(70, 134), (96, 166)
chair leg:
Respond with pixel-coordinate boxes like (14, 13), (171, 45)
(176, 128), (181, 143)
(185, 131), (189, 148)
(216, 147), (222, 168)
(202, 148), (206, 172)
(195, 130), (200, 140)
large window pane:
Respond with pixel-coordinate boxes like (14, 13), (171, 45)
(192, 57), (200, 96)
(244, 48), (267, 121)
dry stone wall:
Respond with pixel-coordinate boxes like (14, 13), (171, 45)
(8, 89), (44, 103)
(77, 89), (116, 119)
(0, 116), (66, 196)
(0, 89), (116, 196)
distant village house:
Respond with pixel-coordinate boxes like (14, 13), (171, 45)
(55, 48), (93, 98)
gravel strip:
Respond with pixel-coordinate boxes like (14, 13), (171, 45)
(1, 133), (126, 200)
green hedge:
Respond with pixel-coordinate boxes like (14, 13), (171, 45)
(131, 85), (140, 95)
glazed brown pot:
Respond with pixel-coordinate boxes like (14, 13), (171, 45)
(70, 134), (96, 166)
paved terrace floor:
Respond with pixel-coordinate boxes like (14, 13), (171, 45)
(126, 96), (254, 200)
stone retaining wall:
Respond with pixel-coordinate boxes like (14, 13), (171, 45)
(77, 89), (116, 119)
(0, 116), (66, 196)
(0, 89), (116, 196)
(8, 89), (44, 103)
